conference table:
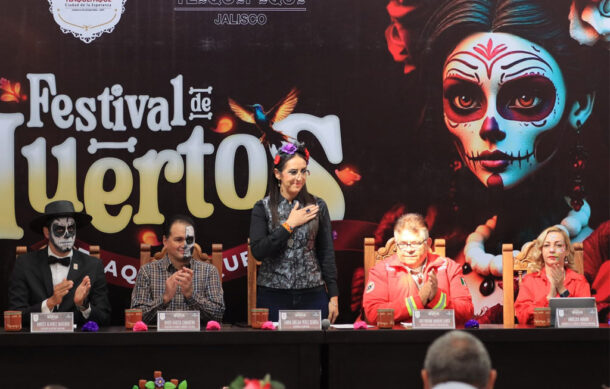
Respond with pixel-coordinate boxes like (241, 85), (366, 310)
(0, 325), (608, 388)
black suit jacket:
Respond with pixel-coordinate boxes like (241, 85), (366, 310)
(8, 249), (111, 326)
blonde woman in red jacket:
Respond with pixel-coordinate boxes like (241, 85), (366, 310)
(514, 225), (591, 325)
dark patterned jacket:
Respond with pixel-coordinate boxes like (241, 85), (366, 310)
(249, 195), (338, 297)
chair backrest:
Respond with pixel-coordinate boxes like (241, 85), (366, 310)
(16, 245), (100, 259)
(140, 243), (223, 278)
(363, 237), (446, 287)
(16, 246), (27, 258)
(502, 241), (584, 328)
(247, 238), (262, 326)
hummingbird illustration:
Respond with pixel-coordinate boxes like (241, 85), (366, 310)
(228, 88), (299, 148)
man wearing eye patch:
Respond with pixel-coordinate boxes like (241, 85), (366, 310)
(363, 213), (473, 325)
(131, 215), (225, 324)
(8, 200), (111, 326)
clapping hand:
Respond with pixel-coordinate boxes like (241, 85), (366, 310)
(163, 267), (195, 304)
(74, 276), (91, 307)
(163, 272), (179, 304)
(47, 279), (73, 309)
(176, 267), (194, 299)
(419, 270), (438, 305)
(547, 262), (566, 298)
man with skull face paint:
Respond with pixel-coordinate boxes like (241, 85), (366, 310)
(8, 200), (111, 326)
(131, 215), (225, 324)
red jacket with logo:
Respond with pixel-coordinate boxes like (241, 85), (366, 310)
(514, 268), (591, 325)
(363, 253), (473, 325)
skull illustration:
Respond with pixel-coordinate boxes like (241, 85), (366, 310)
(183, 225), (195, 260)
(442, 32), (567, 189)
(50, 217), (76, 253)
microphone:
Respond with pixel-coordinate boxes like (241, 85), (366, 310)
(321, 318), (331, 330)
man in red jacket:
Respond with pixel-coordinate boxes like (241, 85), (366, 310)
(363, 213), (473, 325)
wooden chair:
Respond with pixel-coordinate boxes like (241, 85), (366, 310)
(363, 237), (446, 287)
(140, 243), (223, 278)
(502, 241), (584, 328)
(16, 246), (27, 258)
(247, 238), (262, 326)
(16, 245), (100, 259)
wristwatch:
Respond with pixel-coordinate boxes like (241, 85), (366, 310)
(559, 289), (570, 298)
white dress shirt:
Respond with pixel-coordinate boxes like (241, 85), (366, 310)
(41, 247), (91, 318)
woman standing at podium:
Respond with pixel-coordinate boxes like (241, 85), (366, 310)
(514, 225), (591, 324)
(249, 142), (339, 323)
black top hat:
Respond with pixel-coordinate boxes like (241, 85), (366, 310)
(29, 200), (93, 233)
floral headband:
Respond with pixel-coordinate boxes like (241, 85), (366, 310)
(274, 142), (310, 165)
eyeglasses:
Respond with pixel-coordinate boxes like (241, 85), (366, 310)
(396, 239), (427, 250)
(286, 168), (310, 178)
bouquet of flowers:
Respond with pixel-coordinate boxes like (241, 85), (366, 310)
(226, 374), (285, 389)
(133, 371), (187, 389)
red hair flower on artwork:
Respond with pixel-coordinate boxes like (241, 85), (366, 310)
(273, 154), (281, 165)
(568, 0), (610, 47)
(304, 148), (310, 162)
(385, 1), (418, 74)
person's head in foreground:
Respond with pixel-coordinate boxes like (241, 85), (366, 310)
(422, 330), (496, 389)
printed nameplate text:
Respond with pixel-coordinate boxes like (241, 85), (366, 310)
(412, 309), (455, 329)
(278, 310), (321, 331)
(555, 307), (599, 328)
(157, 311), (200, 331)
(30, 312), (74, 333)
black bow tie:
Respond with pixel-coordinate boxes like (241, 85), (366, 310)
(48, 256), (71, 267)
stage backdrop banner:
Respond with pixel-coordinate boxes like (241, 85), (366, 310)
(1, 0), (608, 324)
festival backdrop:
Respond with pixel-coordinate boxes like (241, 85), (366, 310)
(0, 0), (608, 325)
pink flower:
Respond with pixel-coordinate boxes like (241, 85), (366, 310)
(261, 321), (276, 330)
(244, 379), (271, 389)
(385, 1), (418, 74)
(569, 0), (610, 47)
(132, 321), (148, 332)
(353, 320), (368, 330)
(206, 320), (221, 330)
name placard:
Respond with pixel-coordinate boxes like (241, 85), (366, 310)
(278, 310), (321, 331)
(30, 312), (74, 333)
(412, 309), (455, 329)
(157, 311), (200, 331)
(555, 307), (599, 328)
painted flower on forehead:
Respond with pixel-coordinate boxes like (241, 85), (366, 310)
(569, 0), (610, 47)
(385, 0), (418, 74)
(279, 143), (297, 155)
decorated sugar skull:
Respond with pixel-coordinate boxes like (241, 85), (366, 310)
(442, 32), (567, 189)
(50, 217), (76, 253)
(184, 225), (195, 260)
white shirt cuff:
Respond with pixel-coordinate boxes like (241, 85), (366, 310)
(41, 300), (52, 314)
